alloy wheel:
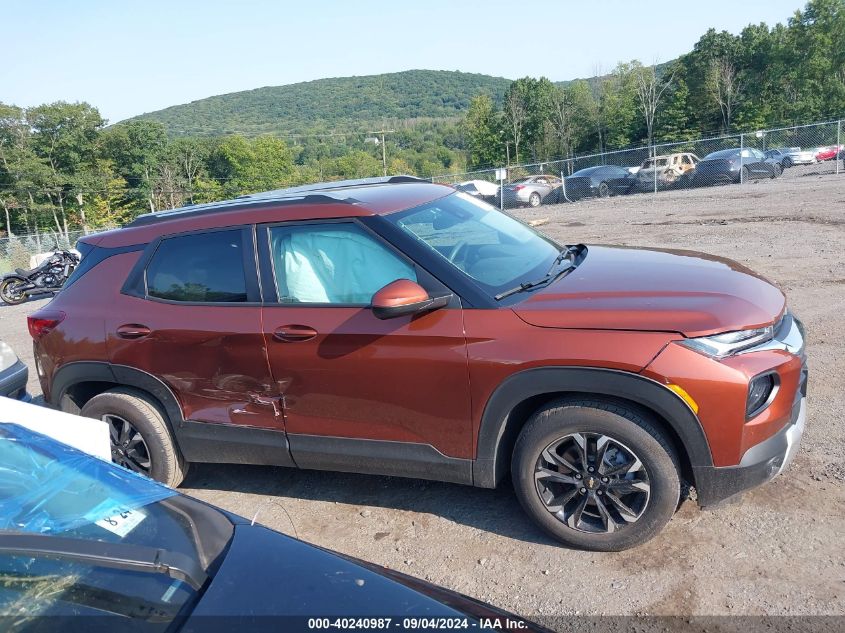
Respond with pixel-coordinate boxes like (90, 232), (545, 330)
(534, 432), (650, 533)
(105, 414), (152, 475)
(0, 279), (26, 304)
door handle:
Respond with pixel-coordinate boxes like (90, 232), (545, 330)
(273, 325), (317, 343)
(116, 324), (152, 339)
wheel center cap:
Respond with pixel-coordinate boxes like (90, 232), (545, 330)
(584, 475), (599, 490)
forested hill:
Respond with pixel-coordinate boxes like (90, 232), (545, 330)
(129, 70), (513, 136)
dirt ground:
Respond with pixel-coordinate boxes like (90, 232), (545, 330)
(1, 173), (843, 624)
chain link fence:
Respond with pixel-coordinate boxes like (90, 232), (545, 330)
(0, 228), (113, 272)
(434, 118), (843, 207)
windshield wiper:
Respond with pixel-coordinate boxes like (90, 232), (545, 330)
(544, 245), (578, 277)
(0, 532), (207, 590)
(494, 246), (579, 301)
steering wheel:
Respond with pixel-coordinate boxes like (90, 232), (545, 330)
(447, 239), (469, 263)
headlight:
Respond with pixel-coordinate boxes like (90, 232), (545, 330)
(678, 325), (774, 358)
(0, 340), (18, 372)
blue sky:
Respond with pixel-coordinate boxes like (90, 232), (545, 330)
(2, 0), (805, 123)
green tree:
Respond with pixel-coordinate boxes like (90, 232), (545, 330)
(325, 150), (382, 179)
(209, 135), (296, 196)
(101, 120), (168, 212)
(26, 102), (105, 234)
(460, 95), (502, 169)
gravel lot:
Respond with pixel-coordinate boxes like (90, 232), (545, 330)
(1, 172), (843, 624)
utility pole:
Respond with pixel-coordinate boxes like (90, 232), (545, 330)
(367, 130), (394, 176)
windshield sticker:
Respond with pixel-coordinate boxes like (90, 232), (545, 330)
(85, 499), (147, 537)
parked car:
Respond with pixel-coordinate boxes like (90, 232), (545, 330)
(455, 179), (499, 203)
(563, 165), (638, 199)
(763, 147), (817, 167)
(0, 340), (30, 401)
(500, 174), (562, 207)
(31, 175), (807, 551)
(635, 153), (700, 190)
(1, 395), (110, 458)
(692, 148), (781, 185)
(813, 145), (844, 162)
(0, 422), (545, 630)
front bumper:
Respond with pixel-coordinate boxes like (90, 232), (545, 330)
(694, 371), (807, 507)
(0, 360), (31, 402)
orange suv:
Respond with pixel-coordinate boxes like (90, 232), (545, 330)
(30, 176), (807, 551)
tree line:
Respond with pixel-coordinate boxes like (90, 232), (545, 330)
(1, 0), (842, 238)
(0, 105), (465, 238)
(462, 0), (844, 169)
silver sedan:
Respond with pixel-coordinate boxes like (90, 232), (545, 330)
(499, 175), (562, 208)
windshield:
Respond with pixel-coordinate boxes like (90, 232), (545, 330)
(386, 192), (560, 295)
(0, 423), (233, 625)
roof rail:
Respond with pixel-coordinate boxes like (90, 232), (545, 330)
(237, 175), (429, 200)
(127, 193), (353, 227)
(126, 175), (431, 228)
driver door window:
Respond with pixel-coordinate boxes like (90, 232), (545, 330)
(268, 223), (416, 304)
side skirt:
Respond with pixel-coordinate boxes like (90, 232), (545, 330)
(174, 422), (474, 486)
(288, 434), (474, 485)
(174, 420), (296, 468)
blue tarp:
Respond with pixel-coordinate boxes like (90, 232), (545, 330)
(0, 423), (175, 535)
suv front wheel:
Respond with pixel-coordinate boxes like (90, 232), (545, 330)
(81, 388), (188, 487)
(512, 399), (680, 551)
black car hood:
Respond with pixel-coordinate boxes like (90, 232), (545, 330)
(182, 524), (544, 631)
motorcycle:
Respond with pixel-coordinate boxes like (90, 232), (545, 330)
(0, 250), (80, 305)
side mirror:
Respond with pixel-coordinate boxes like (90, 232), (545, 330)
(370, 279), (452, 320)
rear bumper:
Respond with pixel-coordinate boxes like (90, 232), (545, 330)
(502, 190), (531, 205)
(694, 386), (806, 507)
(0, 360), (31, 402)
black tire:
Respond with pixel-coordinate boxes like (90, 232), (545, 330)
(528, 192), (541, 208)
(0, 277), (28, 305)
(81, 387), (188, 487)
(511, 399), (680, 551)
(772, 164), (782, 178)
(740, 166), (750, 183)
(598, 182), (610, 198)
(783, 157), (793, 168)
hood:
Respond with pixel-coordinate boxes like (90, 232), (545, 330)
(189, 524), (545, 627)
(512, 246), (785, 337)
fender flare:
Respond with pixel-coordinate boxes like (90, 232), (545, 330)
(50, 361), (185, 429)
(472, 366), (713, 488)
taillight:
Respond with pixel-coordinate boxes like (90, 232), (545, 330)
(514, 185), (525, 191)
(27, 311), (66, 339)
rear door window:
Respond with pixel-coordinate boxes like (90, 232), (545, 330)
(145, 229), (248, 303)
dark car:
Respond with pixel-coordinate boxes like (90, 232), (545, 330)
(692, 148), (781, 186)
(31, 176), (807, 551)
(0, 422), (545, 631)
(0, 340), (30, 401)
(563, 166), (637, 200)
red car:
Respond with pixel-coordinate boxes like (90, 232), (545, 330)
(814, 145), (844, 161)
(30, 176), (807, 551)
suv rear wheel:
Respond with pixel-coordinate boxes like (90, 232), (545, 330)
(81, 388), (188, 487)
(511, 399), (680, 551)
